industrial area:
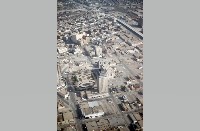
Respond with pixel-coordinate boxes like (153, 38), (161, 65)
(57, 0), (143, 131)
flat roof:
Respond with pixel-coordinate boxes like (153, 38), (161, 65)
(63, 111), (74, 121)
(108, 116), (126, 127)
(86, 121), (98, 131)
(133, 112), (142, 121)
(138, 120), (143, 128)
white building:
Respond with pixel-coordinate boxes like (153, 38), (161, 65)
(94, 46), (102, 57)
(97, 70), (108, 93)
(84, 112), (104, 119)
(74, 47), (82, 54)
(71, 33), (85, 44)
(57, 47), (68, 54)
(80, 101), (105, 119)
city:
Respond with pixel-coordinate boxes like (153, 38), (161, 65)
(57, 0), (143, 131)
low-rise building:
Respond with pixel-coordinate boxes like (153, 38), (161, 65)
(79, 101), (105, 119)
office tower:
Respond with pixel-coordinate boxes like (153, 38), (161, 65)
(97, 70), (108, 93)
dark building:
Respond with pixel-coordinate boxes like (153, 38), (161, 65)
(138, 17), (143, 28)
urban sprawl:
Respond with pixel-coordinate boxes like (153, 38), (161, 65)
(57, 0), (143, 131)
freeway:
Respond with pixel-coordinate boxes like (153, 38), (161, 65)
(102, 11), (143, 40)
(116, 19), (143, 40)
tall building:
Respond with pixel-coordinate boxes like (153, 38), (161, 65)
(95, 46), (102, 57)
(97, 69), (108, 93)
(57, 62), (61, 87)
(138, 17), (143, 28)
(97, 60), (103, 69)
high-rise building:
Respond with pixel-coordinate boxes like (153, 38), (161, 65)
(97, 69), (108, 93)
(138, 17), (143, 28)
(95, 46), (102, 57)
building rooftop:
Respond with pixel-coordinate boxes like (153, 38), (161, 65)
(63, 111), (74, 121)
(108, 116), (126, 127)
(88, 101), (99, 107)
(138, 120), (143, 128)
(85, 121), (98, 131)
(85, 119), (112, 131)
(133, 112), (142, 121)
